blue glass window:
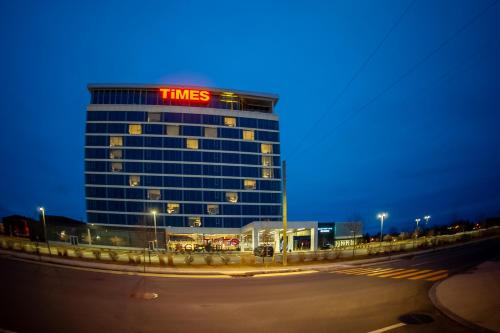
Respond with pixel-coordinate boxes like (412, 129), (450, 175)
(221, 140), (239, 152)
(165, 176), (182, 187)
(184, 177), (202, 188)
(222, 166), (240, 177)
(203, 164), (221, 176)
(164, 150), (182, 161)
(183, 151), (201, 162)
(203, 178), (221, 188)
(184, 190), (202, 201)
(183, 164), (202, 175)
(164, 163), (182, 174)
(107, 187), (125, 199)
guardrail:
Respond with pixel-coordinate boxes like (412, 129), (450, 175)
(1, 226), (498, 267)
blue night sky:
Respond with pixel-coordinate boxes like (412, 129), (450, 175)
(1, 0), (499, 233)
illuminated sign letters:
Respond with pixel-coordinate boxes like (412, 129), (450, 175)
(159, 88), (211, 102)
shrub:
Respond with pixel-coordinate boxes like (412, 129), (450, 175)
(74, 248), (84, 258)
(185, 254), (194, 265)
(57, 248), (68, 257)
(109, 251), (119, 261)
(92, 250), (102, 260)
(204, 255), (213, 265)
(220, 255), (231, 265)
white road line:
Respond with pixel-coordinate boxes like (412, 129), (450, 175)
(367, 322), (406, 333)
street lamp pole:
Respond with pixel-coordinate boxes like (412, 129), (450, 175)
(377, 213), (387, 248)
(413, 218), (420, 248)
(151, 210), (158, 250)
(39, 207), (51, 256)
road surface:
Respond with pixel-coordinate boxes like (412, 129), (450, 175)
(0, 237), (499, 333)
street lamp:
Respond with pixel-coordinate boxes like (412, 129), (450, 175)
(424, 215), (431, 225)
(151, 210), (158, 250)
(415, 218), (421, 238)
(38, 207), (51, 256)
(377, 212), (388, 245)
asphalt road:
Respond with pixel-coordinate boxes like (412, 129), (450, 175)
(0, 237), (499, 333)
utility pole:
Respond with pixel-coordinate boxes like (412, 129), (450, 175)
(282, 160), (288, 266)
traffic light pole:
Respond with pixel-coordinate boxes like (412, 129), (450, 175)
(282, 160), (288, 266)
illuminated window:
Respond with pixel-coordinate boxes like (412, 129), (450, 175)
(224, 117), (236, 127)
(111, 162), (122, 172)
(207, 204), (219, 215)
(204, 127), (217, 138)
(148, 112), (161, 122)
(166, 125), (180, 136)
(244, 179), (257, 190)
(226, 192), (238, 203)
(128, 124), (142, 135)
(186, 138), (199, 149)
(262, 156), (273, 167)
(109, 149), (122, 159)
(189, 216), (202, 227)
(261, 144), (272, 154)
(129, 175), (140, 187)
(109, 136), (123, 147)
(243, 130), (254, 141)
(166, 202), (180, 214)
(147, 189), (161, 200)
(262, 168), (273, 178)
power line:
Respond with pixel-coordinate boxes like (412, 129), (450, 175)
(301, 0), (499, 160)
(288, 0), (417, 159)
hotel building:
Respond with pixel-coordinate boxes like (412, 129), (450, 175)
(84, 84), (282, 248)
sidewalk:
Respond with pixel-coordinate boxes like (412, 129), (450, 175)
(431, 259), (500, 333)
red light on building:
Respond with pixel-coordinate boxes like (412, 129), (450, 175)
(159, 88), (210, 102)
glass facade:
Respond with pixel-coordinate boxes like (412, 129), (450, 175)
(85, 85), (282, 228)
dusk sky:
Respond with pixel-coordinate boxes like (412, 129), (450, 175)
(1, 0), (499, 233)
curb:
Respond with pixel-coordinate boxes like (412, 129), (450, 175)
(0, 249), (310, 277)
(428, 278), (496, 333)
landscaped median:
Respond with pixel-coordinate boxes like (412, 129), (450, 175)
(0, 226), (499, 277)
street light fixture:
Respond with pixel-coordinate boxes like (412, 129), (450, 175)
(38, 207), (51, 256)
(151, 210), (158, 250)
(377, 212), (388, 245)
(424, 215), (431, 225)
(415, 218), (421, 238)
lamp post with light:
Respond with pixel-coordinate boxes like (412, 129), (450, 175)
(414, 218), (421, 248)
(151, 210), (158, 250)
(38, 207), (51, 256)
(377, 213), (388, 248)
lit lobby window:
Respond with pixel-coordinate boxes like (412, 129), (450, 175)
(244, 179), (256, 190)
(166, 125), (180, 136)
(189, 216), (202, 227)
(224, 117), (236, 127)
(262, 156), (272, 166)
(243, 130), (255, 141)
(111, 162), (122, 172)
(128, 124), (142, 135)
(109, 136), (123, 147)
(262, 168), (273, 178)
(147, 189), (161, 200)
(109, 149), (122, 159)
(261, 143), (272, 154)
(129, 175), (140, 187)
(205, 127), (217, 138)
(186, 138), (199, 149)
(207, 204), (219, 215)
(166, 202), (180, 214)
(226, 192), (238, 203)
(148, 112), (161, 122)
